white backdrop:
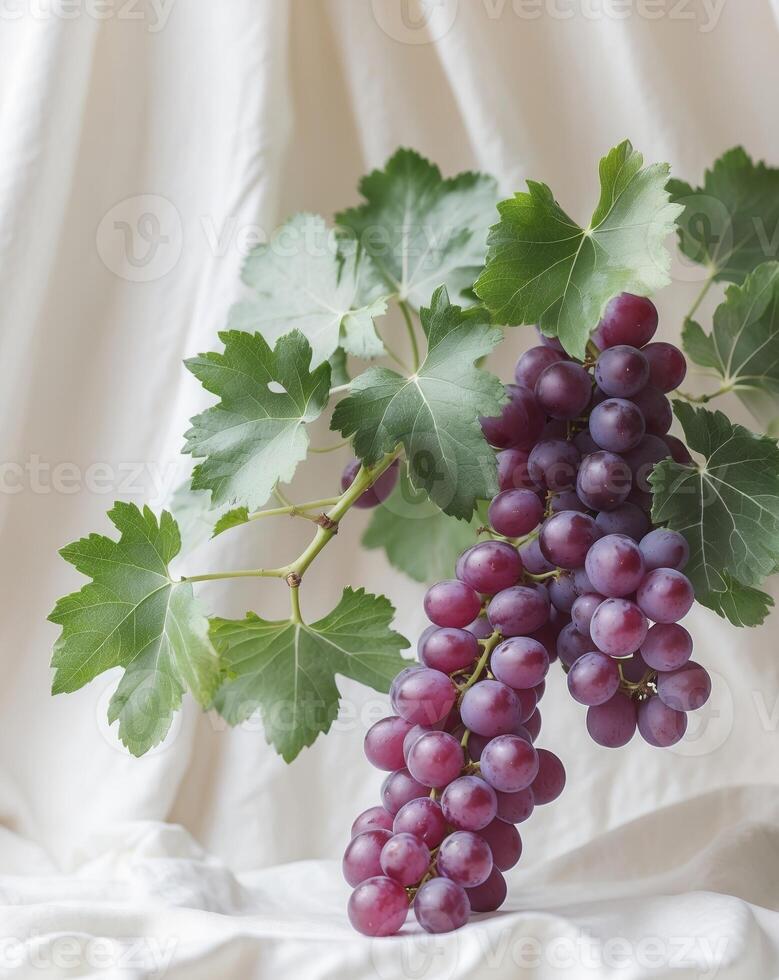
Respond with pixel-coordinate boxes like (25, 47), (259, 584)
(1, 1), (779, 977)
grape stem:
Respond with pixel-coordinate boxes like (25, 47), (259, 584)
(460, 631), (502, 696)
(686, 276), (715, 320)
(178, 451), (401, 589)
(674, 384), (734, 404)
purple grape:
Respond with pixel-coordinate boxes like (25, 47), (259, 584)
(642, 342), (687, 393)
(524, 707), (542, 742)
(586, 692), (637, 747)
(631, 385), (672, 436)
(393, 798), (448, 848)
(476, 818), (522, 870)
(495, 787), (534, 824)
(466, 866), (508, 912)
(455, 547), (474, 582)
(572, 566), (596, 594)
(641, 623), (692, 672)
(595, 345), (650, 398)
(530, 622), (559, 665)
(424, 580), (481, 628)
(519, 538), (555, 575)
(539, 511), (600, 568)
(531, 749), (566, 804)
(589, 398), (646, 453)
(441, 775), (498, 831)
(488, 490), (544, 537)
(419, 628), (479, 674)
(464, 615), (493, 640)
(343, 829), (392, 886)
(417, 624), (438, 656)
(351, 806), (395, 837)
(348, 876), (409, 936)
(548, 572), (578, 613)
(541, 418), (570, 440)
(364, 716), (414, 771)
(528, 439), (581, 491)
(556, 622), (593, 667)
(595, 502), (650, 542)
(590, 598), (648, 657)
(496, 448), (537, 492)
(460, 680), (522, 738)
(381, 768), (427, 815)
(406, 731), (464, 787)
(622, 435), (670, 493)
(567, 651), (620, 706)
(341, 458), (399, 508)
(627, 485), (653, 512)
(480, 384), (544, 451)
(402, 724), (430, 762)
(637, 568), (694, 623)
(577, 451), (632, 510)
(592, 293), (658, 350)
(574, 429), (601, 455)
(535, 362), (593, 419)
(664, 434), (694, 466)
(437, 831), (493, 887)
(380, 832), (430, 887)
(490, 636), (549, 690)
(480, 734), (539, 792)
(487, 585), (550, 637)
(639, 529), (690, 571)
(637, 695), (687, 747)
(514, 345), (564, 388)
(516, 687), (537, 723)
(619, 651), (650, 683)
(585, 533), (646, 598)
(391, 668), (457, 726)
(549, 489), (589, 514)
(414, 877), (470, 933)
(460, 540), (523, 593)
(657, 661), (711, 711)
(571, 593), (603, 636)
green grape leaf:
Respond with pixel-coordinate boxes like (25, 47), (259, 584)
(213, 507), (250, 537)
(48, 503), (218, 756)
(328, 347), (351, 387)
(668, 148), (779, 283)
(650, 402), (779, 607)
(330, 286), (504, 519)
(474, 140), (682, 359)
(336, 148), (499, 309)
(696, 574), (774, 628)
(230, 214), (388, 366)
(682, 262), (779, 402)
(183, 330), (330, 510)
(211, 588), (410, 762)
(363, 472), (480, 583)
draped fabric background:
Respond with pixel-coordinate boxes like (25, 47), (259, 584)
(1, 1), (779, 976)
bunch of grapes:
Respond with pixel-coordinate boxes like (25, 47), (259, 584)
(343, 293), (711, 937)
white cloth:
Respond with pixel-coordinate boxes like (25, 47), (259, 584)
(1, 2), (779, 977)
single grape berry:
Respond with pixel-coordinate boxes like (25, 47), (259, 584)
(622, 435), (670, 493)
(476, 818), (523, 870)
(380, 832), (430, 887)
(393, 798), (448, 848)
(535, 362), (593, 419)
(424, 580), (481, 629)
(595, 502), (650, 542)
(364, 716), (414, 771)
(539, 511), (600, 568)
(590, 597), (648, 657)
(577, 451), (632, 511)
(571, 593), (603, 636)
(460, 540), (523, 593)
(637, 696), (687, 747)
(642, 341), (687, 392)
(527, 439), (581, 491)
(419, 627), (479, 674)
(531, 749), (566, 804)
(519, 537), (555, 575)
(585, 533), (646, 598)
(391, 668), (458, 726)
(351, 806), (395, 837)
(495, 787), (535, 824)
(548, 572), (578, 613)
(414, 877), (470, 934)
(586, 692), (637, 747)
(480, 734), (539, 792)
(567, 651), (620, 706)
(631, 385), (672, 436)
(589, 398), (646, 453)
(639, 529), (689, 572)
(466, 866), (508, 913)
(343, 829), (392, 887)
(488, 490), (544, 538)
(487, 585), (551, 637)
(341, 458), (399, 508)
(595, 345), (650, 398)
(656, 661), (711, 711)
(491, 636), (550, 690)
(640, 623), (693, 672)
(348, 876), (409, 937)
(406, 731), (464, 787)
(460, 679), (523, 738)
(637, 568), (694, 623)
(380, 769), (427, 815)
(437, 831), (494, 887)
(556, 622), (593, 668)
(592, 294), (658, 350)
(441, 775), (498, 831)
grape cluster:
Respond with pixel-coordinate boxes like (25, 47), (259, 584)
(344, 292), (711, 937)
